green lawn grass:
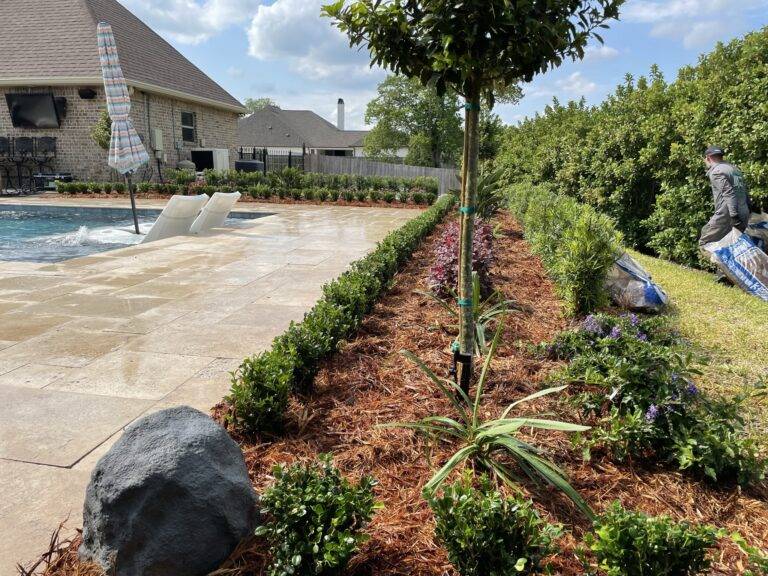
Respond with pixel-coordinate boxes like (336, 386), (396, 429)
(630, 250), (768, 440)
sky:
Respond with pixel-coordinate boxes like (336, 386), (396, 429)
(117, 0), (768, 129)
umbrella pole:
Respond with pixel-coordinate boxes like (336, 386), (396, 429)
(125, 173), (140, 234)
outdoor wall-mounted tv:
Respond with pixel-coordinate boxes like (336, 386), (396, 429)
(5, 93), (62, 129)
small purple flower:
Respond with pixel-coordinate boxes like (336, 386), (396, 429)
(626, 313), (640, 326)
(645, 404), (660, 422)
(582, 315), (602, 335)
(685, 383), (699, 396)
(608, 325), (622, 340)
(671, 373), (680, 382)
(637, 332), (648, 342)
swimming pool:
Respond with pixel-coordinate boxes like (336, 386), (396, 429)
(0, 204), (268, 263)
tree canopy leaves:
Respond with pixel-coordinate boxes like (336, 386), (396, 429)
(323, 0), (624, 102)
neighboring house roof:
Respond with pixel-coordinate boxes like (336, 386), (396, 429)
(0, 0), (245, 113)
(238, 106), (369, 149)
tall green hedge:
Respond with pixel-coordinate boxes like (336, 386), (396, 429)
(228, 194), (455, 435)
(507, 182), (622, 316)
(497, 27), (768, 267)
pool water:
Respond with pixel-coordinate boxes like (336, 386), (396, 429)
(0, 204), (266, 263)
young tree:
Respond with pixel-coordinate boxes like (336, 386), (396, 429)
(324, 0), (624, 384)
(364, 75), (463, 166)
(91, 109), (112, 151)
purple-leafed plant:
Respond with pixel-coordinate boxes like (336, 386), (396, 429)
(428, 220), (494, 296)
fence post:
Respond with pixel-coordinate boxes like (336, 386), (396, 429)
(263, 148), (268, 176)
(288, 151), (292, 169)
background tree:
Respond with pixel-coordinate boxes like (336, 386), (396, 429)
(364, 75), (462, 167)
(325, 0), (624, 384)
(244, 97), (278, 114)
(91, 109), (112, 151)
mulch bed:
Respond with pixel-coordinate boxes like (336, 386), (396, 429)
(28, 211), (767, 575)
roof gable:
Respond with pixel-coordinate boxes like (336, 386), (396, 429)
(0, 0), (244, 112)
(238, 106), (370, 149)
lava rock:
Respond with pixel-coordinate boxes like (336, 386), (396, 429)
(79, 406), (258, 576)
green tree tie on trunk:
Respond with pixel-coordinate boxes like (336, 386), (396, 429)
(323, 0), (625, 383)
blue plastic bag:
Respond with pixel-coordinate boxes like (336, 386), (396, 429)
(605, 253), (669, 313)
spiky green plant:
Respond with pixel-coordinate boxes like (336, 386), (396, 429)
(384, 329), (594, 519)
(418, 272), (520, 356)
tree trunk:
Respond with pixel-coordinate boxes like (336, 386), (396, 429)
(457, 92), (480, 388)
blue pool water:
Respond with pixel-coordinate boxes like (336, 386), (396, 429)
(0, 204), (266, 263)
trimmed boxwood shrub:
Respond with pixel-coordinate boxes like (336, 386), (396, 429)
(228, 194), (455, 434)
(507, 182), (622, 316)
(586, 502), (720, 576)
(255, 455), (378, 576)
(429, 475), (562, 576)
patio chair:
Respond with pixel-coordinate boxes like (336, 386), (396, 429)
(34, 137), (57, 172)
(141, 194), (209, 244)
(12, 137), (36, 193)
(189, 191), (241, 234)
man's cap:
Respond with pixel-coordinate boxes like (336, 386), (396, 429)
(705, 145), (725, 157)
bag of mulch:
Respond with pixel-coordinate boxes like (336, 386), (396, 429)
(703, 229), (768, 302)
(746, 212), (768, 252)
(605, 252), (669, 313)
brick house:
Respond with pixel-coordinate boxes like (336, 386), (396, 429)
(0, 0), (245, 185)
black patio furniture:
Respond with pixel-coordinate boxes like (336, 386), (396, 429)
(0, 137), (12, 192)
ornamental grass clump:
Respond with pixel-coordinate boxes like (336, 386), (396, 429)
(545, 313), (767, 486)
(256, 455), (379, 576)
(585, 502), (720, 576)
(427, 219), (494, 297)
(386, 330), (594, 519)
(429, 474), (562, 576)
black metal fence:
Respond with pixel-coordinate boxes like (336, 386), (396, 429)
(237, 147), (305, 174)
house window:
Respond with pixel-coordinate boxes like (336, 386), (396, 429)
(181, 111), (196, 143)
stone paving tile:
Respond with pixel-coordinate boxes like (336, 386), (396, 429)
(0, 363), (74, 389)
(0, 460), (90, 576)
(220, 302), (307, 329)
(47, 351), (216, 400)
(24, 292), (172, 319)
(0, 328), (135, 368)
(0, 386), (151, 466)
(0, 312), (72, 341)
(125, 323), (273, 359)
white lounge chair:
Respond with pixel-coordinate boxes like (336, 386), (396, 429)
(189, 191), (242, 234)
(141, 194), (209, 244)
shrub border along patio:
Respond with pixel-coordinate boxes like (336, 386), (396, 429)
(55, 170), (441, 207)
(226, 193), (455, 435)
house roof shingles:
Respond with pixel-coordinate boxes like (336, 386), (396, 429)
(238, 106), (369, 150)
(0, 0), (244, 112)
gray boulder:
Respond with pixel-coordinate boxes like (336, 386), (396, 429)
(79, 406), (258, 576)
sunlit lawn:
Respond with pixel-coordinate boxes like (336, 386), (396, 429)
(631, 250), (768, 441)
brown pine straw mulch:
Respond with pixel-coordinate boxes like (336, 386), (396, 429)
(27, 212), (768, 575)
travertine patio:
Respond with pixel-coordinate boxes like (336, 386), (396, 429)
(0, 197), (420, 575)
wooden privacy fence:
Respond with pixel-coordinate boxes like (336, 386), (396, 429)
(304, 154), (459, 195)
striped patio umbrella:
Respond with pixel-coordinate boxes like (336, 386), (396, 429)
(96, 21), (150, 234)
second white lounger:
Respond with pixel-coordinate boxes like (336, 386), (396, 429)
(141, 194), (209, 244)
(189, 191), (242, 234)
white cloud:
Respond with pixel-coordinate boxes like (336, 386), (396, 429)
(584, 45), (620, 61)
(247, 0), (385, 86)
(118, 0), (261, 44)
(556, 72), (598, 96)
(623, 0), (767, 48)
(227, 66), (244, 78)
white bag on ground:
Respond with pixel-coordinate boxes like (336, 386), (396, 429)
(703, 228), (768, 302)
(605, 252), (669, 313)
(746, 212), (768, 251)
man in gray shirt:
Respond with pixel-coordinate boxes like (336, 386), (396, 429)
(699, 145), (751, 247)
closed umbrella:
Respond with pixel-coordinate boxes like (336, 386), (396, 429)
(96, 21), (150, 234)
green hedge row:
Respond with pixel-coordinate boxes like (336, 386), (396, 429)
(56, 181), (127, 194)
(227, 193), (456, 434)
(202, 167), (440, 195)
(497, 27), (768, 267)
(507, 182), (622, 316)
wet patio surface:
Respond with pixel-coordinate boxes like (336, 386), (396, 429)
(0, 196), (420, 574)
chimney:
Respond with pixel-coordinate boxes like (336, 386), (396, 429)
(337, 98), (345, 130)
